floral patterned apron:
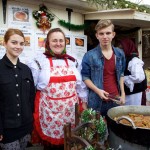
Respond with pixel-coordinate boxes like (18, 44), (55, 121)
(34, 58), (78, 145)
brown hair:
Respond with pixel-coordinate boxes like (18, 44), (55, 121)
(95, 19), (114, 32)
(45, 28), (66, 52)
(4, 28), (25, 43)
(46, 28), (65, 42)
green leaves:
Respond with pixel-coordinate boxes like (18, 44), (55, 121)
(81, 109), (107, 141)
(32, 4), (55, 22)
(58, 20), (88, 31)
(87, 0), (150, 13)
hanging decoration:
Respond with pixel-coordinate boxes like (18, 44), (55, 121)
(33, 5), (87, 31)
(87, 0), (150, 13)
(58, 20), (88, 31)
(32, 4), (54, 33)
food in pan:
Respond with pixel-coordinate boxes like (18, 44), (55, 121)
(114, 113), (150, 128)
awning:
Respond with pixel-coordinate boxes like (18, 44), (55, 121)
(84, 9), (150, 28)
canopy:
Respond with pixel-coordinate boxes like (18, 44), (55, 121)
(84, 9), (150, 28)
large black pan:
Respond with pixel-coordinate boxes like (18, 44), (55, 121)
(107, 106), (150, 146)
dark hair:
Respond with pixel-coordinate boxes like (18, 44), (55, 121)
(95, 19), (114, 32)
(4, 28), (25, 43)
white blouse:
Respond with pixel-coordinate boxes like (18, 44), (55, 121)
(27, 54), (88, 102)
(124, 57), (145, 92)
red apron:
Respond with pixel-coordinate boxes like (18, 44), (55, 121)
(34, 58), (78, 145)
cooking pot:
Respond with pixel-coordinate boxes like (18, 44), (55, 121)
(107, 106), (150, 148)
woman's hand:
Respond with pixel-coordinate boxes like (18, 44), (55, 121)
(0, 135), (3, 141)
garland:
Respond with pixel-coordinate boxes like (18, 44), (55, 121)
(33, 5), (87, 31)
(87, 0), (150, 13)
(58, 20), (88, 31)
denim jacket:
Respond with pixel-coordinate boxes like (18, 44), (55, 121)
(81, 45), (126, 110)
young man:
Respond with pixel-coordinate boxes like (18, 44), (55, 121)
(81, 19), (126, 116)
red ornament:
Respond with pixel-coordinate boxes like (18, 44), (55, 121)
(37, 12), (51, 33)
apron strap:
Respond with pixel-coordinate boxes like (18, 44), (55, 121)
(64, 59), (69, 67)
(49, 57), (53, 67)
(49, 58), (69, 67)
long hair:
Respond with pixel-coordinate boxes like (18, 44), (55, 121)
(4, 28), (25, 43)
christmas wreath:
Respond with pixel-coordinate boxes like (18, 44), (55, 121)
(32, 4), (55, 33)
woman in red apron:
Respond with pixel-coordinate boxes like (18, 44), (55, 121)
(28, 28), (88, 149)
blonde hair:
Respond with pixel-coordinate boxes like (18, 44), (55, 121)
(4, 28), (25, 43)
(95, 19), (114, 32)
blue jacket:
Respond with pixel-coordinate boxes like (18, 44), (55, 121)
(81, 45), (126, 110)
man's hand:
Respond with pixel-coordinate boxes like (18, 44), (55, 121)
(120, 94), (125, 105)
(97, 89), (109, 101)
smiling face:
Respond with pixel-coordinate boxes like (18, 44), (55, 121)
(48, 31), (65, 55)
(4, 34), (25, 59)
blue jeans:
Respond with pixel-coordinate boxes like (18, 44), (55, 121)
(100, 101), (119, 117)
